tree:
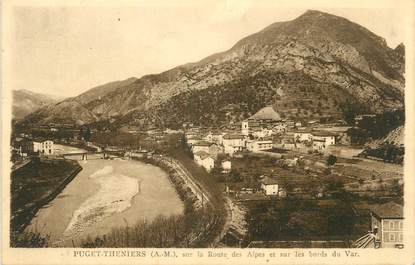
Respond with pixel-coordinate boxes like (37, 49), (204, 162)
(327, 178), (344, 191)
(326, 155), (337, 166)
(227, 169), (242, 182)
(343, 106), (358, 125)
(84, 127), (92, 142)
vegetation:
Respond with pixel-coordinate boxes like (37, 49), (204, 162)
(10, 231), (49, 248)
(326, 155), (337, 166)
(360, 143), (404, 164)
(11, 159), (81, 233)
(119, 71), (362, 129)
(79, 126), (92, 141)
(246, 199), (357, 242)
(81, 208), (215, 248)
(347, 110), (405, 145)
(91, 131), (142, 149)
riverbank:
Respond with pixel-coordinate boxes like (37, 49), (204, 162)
(11, 157), (81, 246)
(136, 155), (225, 247)
(79, 154), (222, 248)
(22, 155), (184, 247)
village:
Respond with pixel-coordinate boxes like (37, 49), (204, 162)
(10, 105), (404, 249)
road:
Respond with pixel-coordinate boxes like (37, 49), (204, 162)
(154, 155), (230, 247)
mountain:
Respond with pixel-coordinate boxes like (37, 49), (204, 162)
(21, 77), (138, 125)
(12, 90), (63, 120)
(22, 10), (404, 129)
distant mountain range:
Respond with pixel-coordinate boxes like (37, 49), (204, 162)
(21, 10), (405, 129)
(12, 90), (63, 120)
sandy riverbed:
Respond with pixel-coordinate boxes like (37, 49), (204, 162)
(25, 145), (184, 246)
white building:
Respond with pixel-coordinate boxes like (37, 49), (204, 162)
(294, 131), (313, 142)
(241, 121), (249, 136)
(221, 160), (232, 173)
(194, 151), (215, 172)
(204, 131), (225, 145)
(260, 177), (279, 196)
(246, 140), (273, 152)
(241, 106), (282, 136)
(222, 134), (246, 155)
(312, 131), (336, 150)
(370, 202), (404, 248)
(252, 128), (274, 139)
(32, 139), (54, 155)
(191, 141), (213, 153)
(273, 123), (287, 134)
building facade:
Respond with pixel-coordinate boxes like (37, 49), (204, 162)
(194, 151), (215, 172)
(246, 140), (273, 152)
(371, 202), (404, 248)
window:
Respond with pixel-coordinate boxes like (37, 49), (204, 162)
(399, 233), (403, 242)
(390, 221), (394, 229)
(384, 232), (389, 242)
(383, 221), (389, 230)
(399, 222), (403, 229)
(393, 221), (399, 230)
(390, 233), (395, 241)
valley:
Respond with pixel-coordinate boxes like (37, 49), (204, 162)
(10, 9), (405, 249)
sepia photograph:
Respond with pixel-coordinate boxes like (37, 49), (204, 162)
(1, 0), (414, 264)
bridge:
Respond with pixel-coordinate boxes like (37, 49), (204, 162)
(61, 151), (123, 160)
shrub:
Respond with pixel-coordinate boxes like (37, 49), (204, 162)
(326, 155), (337, 166)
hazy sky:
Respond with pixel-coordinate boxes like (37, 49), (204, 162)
(10, 1), (406, 98)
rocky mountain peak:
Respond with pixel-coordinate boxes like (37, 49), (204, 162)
(19, 10), (405, 128)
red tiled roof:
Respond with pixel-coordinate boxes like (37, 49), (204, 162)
(311, 131), (337, 137)
(223, 134), (244, 140)
(371, 202), (403, 219)
(261, 176), (279, 185)
(193, 140), (213, 146)
(249, 106), (282, 121)
(194, 151), (214, 160)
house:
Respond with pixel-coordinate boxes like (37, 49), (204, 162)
(193, 151), (215, 172)
(307, 120), (319, 126)
(355, 114), (376, 124)
(241, 106), (282, 136)
(38, 140), (54, 155)
(279, 134), (296, 150)
(22, 139), (54, 155)
(285, 120), (295, 128)
(260, 177), (280, 196)
(252, 127), (274, 139)
(208, 144), (223, 158)
(371, 202), (404, 248)
(273, 123), (287, 134)
(204, 131), (224, 145)
(192, 141), (213, 153)
(186, 136), (203, 147)
(222, 134), (246, 155)
(294, 130), (313, 143)
(312, 131), (336, 150)
(221, 160), (232, 173)
(185, 132), (200, 140)
(294, 121), (302, 127)
(246, 140), (273, 152)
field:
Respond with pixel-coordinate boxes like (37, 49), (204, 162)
(11, 158), (81, 235)
(244, 199), (368, 246)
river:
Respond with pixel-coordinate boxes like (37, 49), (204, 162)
(25, 145), (184, 246)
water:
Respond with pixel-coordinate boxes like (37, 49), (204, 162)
(25, 145), (184, 246)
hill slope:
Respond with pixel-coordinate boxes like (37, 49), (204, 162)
(12, 90), (62, 120)
(22, 10), (405, 128)
(22, 77), (138, 125)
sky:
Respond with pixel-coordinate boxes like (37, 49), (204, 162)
(9, 0), (407, 98)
